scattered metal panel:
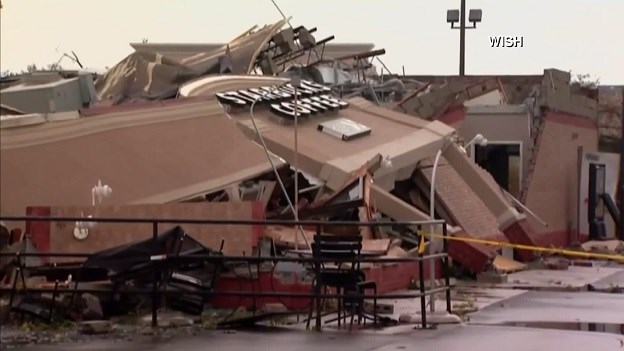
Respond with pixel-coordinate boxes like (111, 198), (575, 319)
(317, 118), (372, 141)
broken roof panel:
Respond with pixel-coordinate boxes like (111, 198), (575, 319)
(0, 100), (279, 216)
(178, 19), (288, 74)
(95, 19), (288, 103)
(179, 75), (454, 191)
(95, 51), (199, 102)
(238, 97), (454, 190)
(130, 42), (376, 66)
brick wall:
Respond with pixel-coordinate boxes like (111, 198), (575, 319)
(420, 163), (502, 238)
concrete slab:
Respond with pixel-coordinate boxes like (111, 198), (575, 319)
(592, 270), (624, 291)
(453, 286), (527, 310)
(465, 266), (624, 290)
(399, 311), (460, 324)
(467, 291), (624, 326)
(288, 287), (526, 332)
(23, 325), (624, 351)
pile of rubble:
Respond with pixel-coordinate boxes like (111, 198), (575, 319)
(2, 17), (623, 346)
(0, 225), (228, 323)
(0, 184), (416, 332)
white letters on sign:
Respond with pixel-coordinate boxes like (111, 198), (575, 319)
(215, 80), (348, 119)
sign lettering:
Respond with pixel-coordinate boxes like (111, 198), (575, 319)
(216, 80), (349, 120)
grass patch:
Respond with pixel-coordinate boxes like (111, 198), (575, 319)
(20, 319), (75, 332)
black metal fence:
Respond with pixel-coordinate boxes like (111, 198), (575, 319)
(0, 216), (452, 330)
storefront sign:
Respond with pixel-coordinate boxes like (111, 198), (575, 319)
(216, 79), (349, 119)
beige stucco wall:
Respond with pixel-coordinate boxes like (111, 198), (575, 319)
(525, 112), (599, 237)
(460, 105), (532, 185)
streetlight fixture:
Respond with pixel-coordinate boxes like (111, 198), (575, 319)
(427, 137), (453, 313)
(74, 179), (111, 241)
(462, 133), (488, 154)
(91, 179), (112, 206)
(381, 155), (393, 169)
(427, 134), (485, 312)
(447, 0), (482, 76)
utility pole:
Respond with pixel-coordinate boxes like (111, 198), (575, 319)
(619, 87), (624, 240)
(447, 1), (482, 77)
(459, 0), (466, 76)
(292, 76), (301, 249)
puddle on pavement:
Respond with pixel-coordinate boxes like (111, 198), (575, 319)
(505, 321), (624, 335)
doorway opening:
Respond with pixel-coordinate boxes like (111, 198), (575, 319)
(473, 142), (522, 198)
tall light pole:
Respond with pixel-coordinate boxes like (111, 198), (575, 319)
(619, 86), (624, 241)
(427, 137), (454, 313)
(429, 148), (443, 313)
(291, 76), (302, 250)
(447, 1), (482, 76)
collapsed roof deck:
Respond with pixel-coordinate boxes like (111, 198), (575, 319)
(0, 72), (535, 272)
(182, 75), (454, 190)
(0, 18), (597, 273)
(0, 99), (280, 216)
(178, 74), (535, 271)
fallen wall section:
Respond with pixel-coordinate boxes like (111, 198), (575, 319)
(25, 202), (265, 261)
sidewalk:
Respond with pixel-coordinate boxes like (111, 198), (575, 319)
(24, 324), (624, 351)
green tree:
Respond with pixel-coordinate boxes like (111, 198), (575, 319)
(21, 62), (63, 74)
(572, 73), (600, 89)
(25, 63), (38, 73)
(46, 63), (63, 71)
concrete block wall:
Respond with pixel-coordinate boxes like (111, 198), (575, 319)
(541, 68), (599, 120)
(396, 78), (500, 120)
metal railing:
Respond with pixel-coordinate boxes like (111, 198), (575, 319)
(0, 216), (452, 330)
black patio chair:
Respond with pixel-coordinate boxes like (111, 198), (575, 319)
(307, 234), (377, 330)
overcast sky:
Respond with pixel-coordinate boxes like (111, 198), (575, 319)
(1, 0), (622, 84)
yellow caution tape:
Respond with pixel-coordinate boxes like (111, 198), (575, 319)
(416, 231), (624, 263)
(417, 234), (426, 255)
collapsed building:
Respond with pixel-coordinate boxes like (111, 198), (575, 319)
(1, 19), (618, 325)
(378, 70), (607, 247)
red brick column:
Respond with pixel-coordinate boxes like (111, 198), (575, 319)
(502, 218), (538, 262)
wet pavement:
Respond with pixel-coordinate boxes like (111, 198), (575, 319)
(13, 325), (624, 351)
(5, 265), (624, 350)
(465, 265), (624, 290)
(467, 290), (624, 326)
